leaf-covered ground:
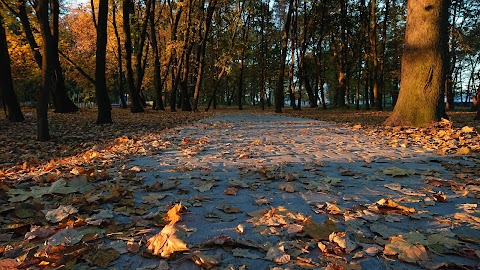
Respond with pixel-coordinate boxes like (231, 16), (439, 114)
(0, 108), (479, 270)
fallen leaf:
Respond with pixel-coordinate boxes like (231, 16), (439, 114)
(190, 252), (219, 269)
(24, 225), (55, 240)
(193, 182), (215, 192)
(278, 182), (296, 193)
(456, 147), (470, 155)
(85, 209), (113, 225)
(146, 224), (189, 258)
(265, 243), (290, 264)
(232, 248), (261, 259)
(376, 198), (415, 214)
(224, 187), (238, 195)
(303, 217), (337, 240)
(166, 203), (183, 224)
(382, 167), (416, 177)
(384, 236), (429, 264)
(461, 126), (474, 133)
(216, 204), (242, 214)
(329, 231), (358, 253)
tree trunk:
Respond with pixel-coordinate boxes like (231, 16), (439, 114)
(7, 0), (77, 113)
(275, 0), (294, 113)
(445, 0), (457, 110)
(149, 0), (164, 110)
(50, 0), (79, 113)
(123, 0), (143, 113)
(35, 0), (52, 141)
(370, 0), (382, 110)
(134, 0), (151, 106)
(378, 0), (389, 109)
(385, 0), (449, 127)
(112, 0), (127, 108)
(192, 0), (217, 112)
(0, 12), (24, 122)
(95, 0), (112, 124)
(180, 0), (193, 111)
(474, 85), (480, 120)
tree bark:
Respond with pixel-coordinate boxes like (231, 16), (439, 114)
(385, 0), (449, 127)
(4, 0), (78, 113)
(192, 0), (217, 112)
(112, 0), (127, 108)
(370, 0), (382, 110)
(95, 0), (112, 124)
(35, 0), (52, 141)
(134, 0), (152, 106)
(275, 0), (294, 113)
(0, 12), (24, 122)
(150, 0), (164, 111)
(123, 0), (144, 113)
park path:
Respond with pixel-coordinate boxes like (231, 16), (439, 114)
(115, 113), (479, 269)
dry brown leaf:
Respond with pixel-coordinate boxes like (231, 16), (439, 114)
(224, 187), (238, 196)
(384, 236), (429, 264)
(146, 224), (189, 258)
(303, 217), (337, 240)
(376, 198), (415, 214)
(190, 251), (219, 269)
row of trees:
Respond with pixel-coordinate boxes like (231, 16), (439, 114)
(1, 0), (479, 140)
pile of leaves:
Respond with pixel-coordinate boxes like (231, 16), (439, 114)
(0, 108), (215, 170)
(286, 109), (480, 156)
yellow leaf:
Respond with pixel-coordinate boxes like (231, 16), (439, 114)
(146, 224), (189, 258)
(456, 147), (470, 155)
(377, 198), (415, 214)
(166, 204), (182, 225)
(461, 126), (474, 133)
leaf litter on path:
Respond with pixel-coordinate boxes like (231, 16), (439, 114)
(1, 112), (479, 269)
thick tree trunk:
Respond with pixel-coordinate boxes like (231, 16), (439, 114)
(0, 13), (24, 122)
(8, 0), (77, 113)
(149, 0), (164, 111)
(123, 0), (143, 113)
(168, 2), (183, 112)
(36, 0), (52, 141)
(50, 0), (79, 113)
(275, 0), (294, 113)
(95, 0), (112, 124)
(385, 0), (449, 127)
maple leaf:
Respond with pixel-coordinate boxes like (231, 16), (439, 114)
(146, 224), (189, 258)
(44, 205), (78, 223)
(384, 236), (429, 264)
